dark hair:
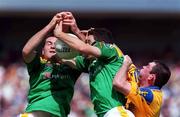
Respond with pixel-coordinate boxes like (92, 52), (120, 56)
(89, 28), (113, 43)
(150, 60), (171, 89)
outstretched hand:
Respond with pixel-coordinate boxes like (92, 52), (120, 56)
(47, 14), (62, 31)
(123, 55), (133, 67)
(54, 21), (63, 37)
(56, 12), (79, 32)
(62, 12), (79, 33)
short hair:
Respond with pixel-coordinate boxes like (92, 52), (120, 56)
(150, 60), (171, 89)
(89, 28), (113, 43)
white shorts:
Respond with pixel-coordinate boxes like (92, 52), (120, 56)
(104, 106), (135, 117)
(18, 111), (51, 117)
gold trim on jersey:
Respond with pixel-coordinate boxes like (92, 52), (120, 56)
(117, 106), (129, 117)
(19, 113), (29, 117)
(113, 44), (124, 57)
(40, 56), (51, 64)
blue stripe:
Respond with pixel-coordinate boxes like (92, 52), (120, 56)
(147, 86), (160, 90)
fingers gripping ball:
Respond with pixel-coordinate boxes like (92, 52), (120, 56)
(55, 33), (79, 59)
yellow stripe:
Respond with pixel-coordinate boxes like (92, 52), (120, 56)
(117, 106), (129, 117)
(113, 44), (124, 57)
(40, 57), (51, 64)
(20, 113), (29, 117)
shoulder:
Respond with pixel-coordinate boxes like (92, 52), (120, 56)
(26, 54), (41, 73)
(139, 87), (154, 104)
(95, 41), (113, 49)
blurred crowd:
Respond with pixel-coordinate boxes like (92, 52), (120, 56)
(0, 53), (180, 117)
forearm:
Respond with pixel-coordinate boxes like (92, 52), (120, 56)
(72, 28), (86, 42)
(114, 62), (129, 84)
(56, 32), (86, 52)
(23, 25), (51, 54)
(56, 32), (101, 57)
(22, 24), (53, 63)
(113, 62), (131, 95)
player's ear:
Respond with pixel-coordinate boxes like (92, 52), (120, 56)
(148, 74), (156, 84)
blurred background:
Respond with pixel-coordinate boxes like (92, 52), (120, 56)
(0, 0), (180, 117)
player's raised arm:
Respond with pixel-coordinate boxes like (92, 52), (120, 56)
(57, 11), (86, 42)
(22, 14), (61, 63)
(113, 55), (132, 96)
(54, 21), (101, 57)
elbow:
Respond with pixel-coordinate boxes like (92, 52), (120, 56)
(22, 47), (31, 58)
(22, 48), (28, 57)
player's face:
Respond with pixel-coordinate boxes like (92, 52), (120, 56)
(85, 34), (94, 45)
(139, 62), (156, 84)
(81, 29), (95, 45)
(80, 30), (95, 59)
(42, 36), (57, 59)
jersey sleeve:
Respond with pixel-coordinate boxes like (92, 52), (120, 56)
(95, 42), (122, 61)
(75, 56), (89, 72)
(26, 54), (40, 74)
(126, 81), (154, 110)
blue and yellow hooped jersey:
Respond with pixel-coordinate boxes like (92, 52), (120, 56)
(112, 46), (163, 116)
(126, 66), (163, 117)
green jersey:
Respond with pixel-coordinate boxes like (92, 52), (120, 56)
(25, 55), (81, 117)
(75, 41), (125, 116)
